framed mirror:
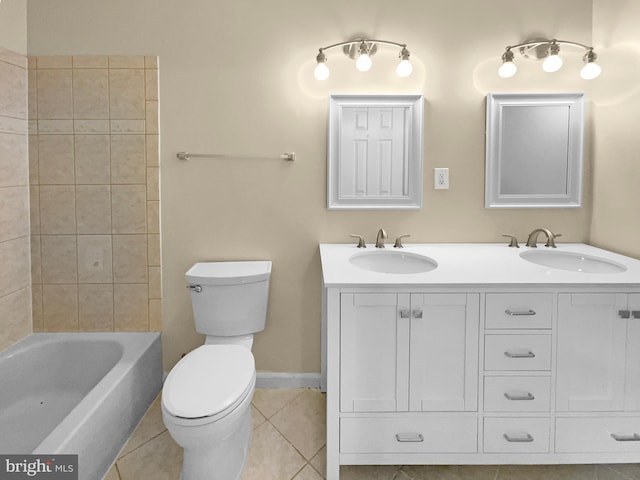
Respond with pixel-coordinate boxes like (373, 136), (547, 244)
(485, 93), (585, 208)
(327, 94), (424, 210)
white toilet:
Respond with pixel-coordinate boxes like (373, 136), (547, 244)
(162, 261), (272, 480)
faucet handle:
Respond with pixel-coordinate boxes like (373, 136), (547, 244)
(545, 233), (562, 248)
(501, 234), (520, 248)
(349, 234), (366, 248)
(394, 234), (411, 248)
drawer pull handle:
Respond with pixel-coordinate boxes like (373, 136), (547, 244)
(399, 309), (411, 319)
(504, 350), (536, 358)
(504, 392), (535, 401)
(395, 433), (424, 443)
(611, 433), (640, 442)
(505, 309), (536, 316)
(503, 433), (534, 443)
(632, 311), (640, 319)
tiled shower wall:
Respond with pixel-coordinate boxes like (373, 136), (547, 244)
(29, 55), (161, 332)
(0, 47), (32, 350)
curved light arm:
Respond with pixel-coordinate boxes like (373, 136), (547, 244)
(318, 39), (407, 53)
(505, 39), (593, 52)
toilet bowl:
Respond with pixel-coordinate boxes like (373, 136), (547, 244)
(162, 345), (256, 480)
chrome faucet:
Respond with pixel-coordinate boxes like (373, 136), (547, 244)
(375, 228), (388, 248)
(525, 228), (561, 248)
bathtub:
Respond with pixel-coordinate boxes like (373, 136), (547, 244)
(0, 332), (162, 480)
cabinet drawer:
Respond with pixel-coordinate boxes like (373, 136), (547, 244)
(484, 334), (551, 371)
(483, 417), (550, 453)
(340, 416), (477, 454)
(556, 417), (640, 453)
(486, 293), (553, 329)
(484, 376), (551, 412)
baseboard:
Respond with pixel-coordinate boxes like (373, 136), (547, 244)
(256, 372), (322, 389)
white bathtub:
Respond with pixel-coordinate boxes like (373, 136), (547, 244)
(0, 332), (162, 480)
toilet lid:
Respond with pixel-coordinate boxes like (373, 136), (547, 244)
(162, 345), (255, 419)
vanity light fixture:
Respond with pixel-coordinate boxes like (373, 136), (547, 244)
(314, 38), (413, 80)
(499, 39), (601, 80)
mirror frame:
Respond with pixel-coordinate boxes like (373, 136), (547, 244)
(485, 92), (585, 209)
(327, 94), (424, 210)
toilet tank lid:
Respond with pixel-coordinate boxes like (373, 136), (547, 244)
(186, 261), (272, 285)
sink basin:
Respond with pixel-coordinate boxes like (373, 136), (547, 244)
(349, 250), (438, 274)
(519, 250), (627, 274)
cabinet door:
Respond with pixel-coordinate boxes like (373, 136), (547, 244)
(340, 293), (410, 412)
(409, 293), (479, 411)
(556, 293), (628, 412)
(625, 294), (640, 410)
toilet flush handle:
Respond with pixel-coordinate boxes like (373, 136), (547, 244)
(187, 284), (202, 293)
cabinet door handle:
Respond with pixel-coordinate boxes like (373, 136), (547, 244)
(399, 309), (411, 319)
(611, 433), (640, 442)
(505, 309), (536, 316)
(412, 309), (423, 319)
(503, 433), (534, 443)
(504, 392), (535, 401)
(632, 311), (640, 319)
(504, 350), (536, 358)
(395, 433), (424, 443)
(619, 310), (631, 319)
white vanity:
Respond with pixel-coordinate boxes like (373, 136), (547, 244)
(320, 242), (640, 480)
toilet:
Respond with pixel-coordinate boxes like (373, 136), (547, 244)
(162, 261), (272, 480)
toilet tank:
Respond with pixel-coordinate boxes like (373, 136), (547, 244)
(186, 261), (272, 337)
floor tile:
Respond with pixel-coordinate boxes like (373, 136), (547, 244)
(251, 405), (267, 430)
(270, 389), (327, 460)
(294, 464), (325, 480)
(116, 430), (182, 480)
(403, 464), (499, 480)
(252, 387), (305, 419)
(119, 394), (166, 457)
(340, 465), (401, 480)
(242, 421), (306, 480)
(606, 464), (640, 480)
(103, 465), (120, 480)
(309, 446), (326, 478)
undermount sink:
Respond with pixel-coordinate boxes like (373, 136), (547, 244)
(349, 250), (438, 274)
(519, 250), (627, 274)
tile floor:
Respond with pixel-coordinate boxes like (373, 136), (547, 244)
(105, 388), (640, 480)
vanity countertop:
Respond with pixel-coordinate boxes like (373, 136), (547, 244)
(319, 243), (640, 287)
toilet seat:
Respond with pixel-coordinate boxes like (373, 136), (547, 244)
(162, 345), (255, 423)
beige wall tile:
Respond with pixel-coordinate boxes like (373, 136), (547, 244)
(0, 48), (28, 69)
(37, 69), (73, 119)
(109, 69), (145, 119)
(79, 283), (114, 331)
(147, 201), (159, 234)
(30, 235), (41, 284)
(112, 185), (146, 233)
(73, 68), (109, 119)
(0, 60), (27, 119)
(74, 134), (110, 183)
(110, 119), (145, 134)
(0, 116), (27, 135)
(77, 235), (113, 283)
(39, 185), (76, 234)
(145, 69), (158, 101)
(76, 185), (111, 234)
(111, 134), (146, 183)
(74, 119), (109, 134)
(146, 168), (159, 200)
(73, 56), (108, 69)
(38, 134), (75, 184)
(41, 234), (78, 283)
(145, 134), (159, 167)
(36, 119), (73, 134)
(28, 134), (38, 185)
(147, 233), (160, 266)
(145, 100), (158, 134)
(28, 68), (37, 119)
(114, 284), (148, 331)
(109, 56), (145, 69)
(0, 186), (29, 242)
(144, 56), (159, 69)
(0, 287), (32, 351)
(42, 283), (78, 331)
(29, 185), (40, 234)
(32, 283), (43, 332)
(0, 236), (30, 297)
(113, 234), (147, 283)
(149, 298), (162, 331)
(148, 266), (161, 299)
(36, 56), (72, 69)
(0, 132), (29, 187)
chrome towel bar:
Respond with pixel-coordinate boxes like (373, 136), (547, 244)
(176, 151), (295, 161)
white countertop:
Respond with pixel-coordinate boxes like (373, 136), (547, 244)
(319, 243), (640, 287)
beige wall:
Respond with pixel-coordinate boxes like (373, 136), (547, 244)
(27, 0), (597, 373)
(0, 46), (32, 350)
(28, 55), (161, 333)
(0, 0), (27, 55)
(590, 0), (640, 258)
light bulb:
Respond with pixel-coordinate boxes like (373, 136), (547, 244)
(542, 54), (563, 72)
(396, 59), (413, 77)
(498, 61), (517, 78)
(356, 53), (372, 72)
(314, 62), (330, 80)
(580, 61), (601, 80)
